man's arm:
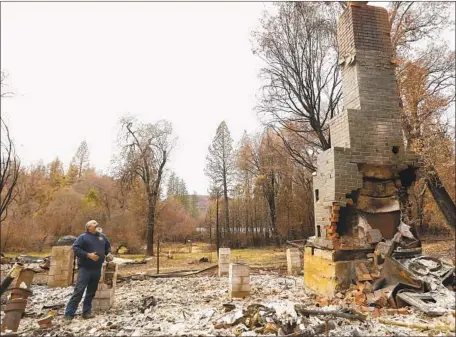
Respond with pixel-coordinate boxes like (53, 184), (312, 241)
(73, 235), (88, 259)
(104, 235), (112, 256)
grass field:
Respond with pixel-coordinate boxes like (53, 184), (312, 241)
(3, 238), (454, 277)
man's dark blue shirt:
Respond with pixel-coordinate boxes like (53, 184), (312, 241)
(72, 232), (111, 269)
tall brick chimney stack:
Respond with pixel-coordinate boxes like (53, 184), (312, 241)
(338, 2), (396, 111)
(304, 3), (419, 296)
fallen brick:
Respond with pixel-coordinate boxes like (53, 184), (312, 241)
(367, 229), (382, 244)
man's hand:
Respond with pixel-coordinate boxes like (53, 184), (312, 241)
(106, 253), (113, 262)
(87, 252), (99, 262)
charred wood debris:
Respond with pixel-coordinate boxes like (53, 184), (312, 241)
(0, 237), (455, 337)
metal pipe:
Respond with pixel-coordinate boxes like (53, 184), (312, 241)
(1, 268), (35, 333)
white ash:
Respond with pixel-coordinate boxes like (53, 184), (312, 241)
(0, 275), (452, 336)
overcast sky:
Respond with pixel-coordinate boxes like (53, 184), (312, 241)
(1, 2), (269, 195)
(1, 2), (454, 195)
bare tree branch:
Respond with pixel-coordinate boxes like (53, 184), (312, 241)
(0, 117), (21, 223)
(252, 2), (341, 170)
(113, 116), (175, 256)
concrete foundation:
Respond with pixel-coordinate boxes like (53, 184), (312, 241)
(48, 246), (74, 287)
(303, 246), (371, 297)
(92, 262), (118, 312)
(218, 248), (231, 277)
(229, 262), (250, 299)
(286, 248), (301, 275)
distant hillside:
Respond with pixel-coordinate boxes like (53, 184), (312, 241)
(195, 195), (209, 214)
(163, 195), (210, 215)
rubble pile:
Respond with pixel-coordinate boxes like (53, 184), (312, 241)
(327, 222), (456, 319)
(1, 274), (454, 336)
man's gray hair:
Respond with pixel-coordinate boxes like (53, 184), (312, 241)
(85, 220), (98, 231)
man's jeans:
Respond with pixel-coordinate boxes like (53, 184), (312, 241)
(65, 266), (101, 316)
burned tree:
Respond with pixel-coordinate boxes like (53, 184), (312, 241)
(237, 130), (283, 245)
(71, 140), (90, 178)
(208, 183), (221, 255)
(205, 121), (236, 242)
(1, 71), (20, 224)
(390, 2), (456, 233)
(0, 119), (20, 223)
(388, 2), (454, 59)
(252, 2), (342, 171)
(114, 116), (175, 256)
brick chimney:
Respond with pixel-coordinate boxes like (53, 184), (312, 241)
(304, 3), (420, 296)
(310, 3), (419, 251)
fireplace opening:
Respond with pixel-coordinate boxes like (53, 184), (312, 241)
(337, 205), (357, 236)
(399, 166), (417, 188)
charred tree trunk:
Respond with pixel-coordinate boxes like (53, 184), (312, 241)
(216, 192), (220, 257)
(265, 172), (280, 246)
(0, 120), (20, 224)
(208, 206), (212, 250)
(426, 172), (456, 233)
(146, 194), (157, 256)
(223, 174), (230, 240)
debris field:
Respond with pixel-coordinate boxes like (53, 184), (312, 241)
(2, 272), (455, 337)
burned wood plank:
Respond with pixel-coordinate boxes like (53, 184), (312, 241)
(294, 305), (366, 321)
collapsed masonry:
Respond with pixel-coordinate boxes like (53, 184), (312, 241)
(305, 2), (420, 296)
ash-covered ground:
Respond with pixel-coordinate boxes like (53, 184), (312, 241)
(3, 274), (455, 337)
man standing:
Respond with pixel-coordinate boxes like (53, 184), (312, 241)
(64, 220), (113, 320)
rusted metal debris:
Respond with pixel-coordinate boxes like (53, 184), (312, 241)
(1, 268), (35, 333)
(326, 220), (455, 318)
(395, 291), (446, 316)
(377, 256), (423, 290)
